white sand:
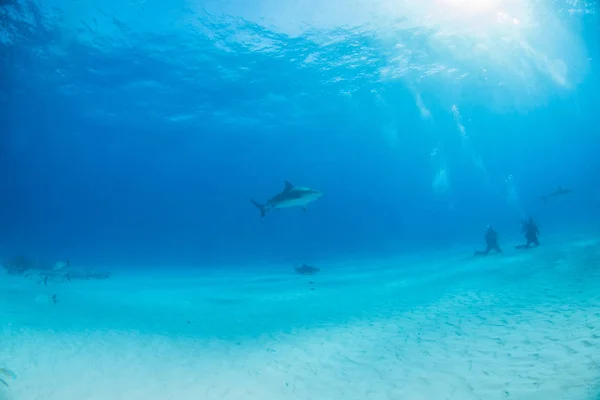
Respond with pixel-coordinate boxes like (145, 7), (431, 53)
(1, 236), (599, 400)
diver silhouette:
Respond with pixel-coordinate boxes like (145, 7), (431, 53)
(515, 217), (540, 249)
(474, 225), (502, 256)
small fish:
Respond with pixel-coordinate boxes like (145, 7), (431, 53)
(50, 294), (57, 305)
(251, 181), (323, 218)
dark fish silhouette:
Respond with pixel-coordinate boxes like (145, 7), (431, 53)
(251, 181), (323, 218)
(541, 186), (572, 203)
(295, 264), (320, 275)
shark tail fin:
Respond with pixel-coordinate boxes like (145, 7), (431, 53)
(251, 199), (267, 218)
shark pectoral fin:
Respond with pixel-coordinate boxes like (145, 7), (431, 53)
(0, 369), (16, 380)
(284, 181), (294, 191)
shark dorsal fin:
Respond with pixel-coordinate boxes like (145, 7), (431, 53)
(284, 181), (294, 191)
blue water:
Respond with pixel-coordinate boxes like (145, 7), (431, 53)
(1, 0), (600, 399)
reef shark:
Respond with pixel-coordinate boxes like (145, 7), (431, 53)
(541, 186), (573, 203)
(295, 264), (320, 275)
(251, 181), (323, 218)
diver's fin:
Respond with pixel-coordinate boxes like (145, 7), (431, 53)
(250, 199), (267, 218)
(284, 181), (294, 191)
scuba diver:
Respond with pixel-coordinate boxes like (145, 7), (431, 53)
(516, 217), (540, 249)
(474, 225), (502, 256)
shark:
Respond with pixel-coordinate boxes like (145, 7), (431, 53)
(251, 181), (323, 218)
(295, 264), (320, 275)
(541, 186), (573, 203)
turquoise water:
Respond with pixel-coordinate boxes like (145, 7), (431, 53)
(1, 0), (600, 398)
(2, 234), (600, 398)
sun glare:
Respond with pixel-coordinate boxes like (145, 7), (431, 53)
(428, 0), (526, 34)
(440, 0), (502, 14)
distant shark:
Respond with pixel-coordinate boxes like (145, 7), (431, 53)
(251, 181), (323, 218)
(541, 186), (573, 203)
(295, 264), (320, 275)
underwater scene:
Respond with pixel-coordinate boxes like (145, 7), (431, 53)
(1, 0), (600, 399)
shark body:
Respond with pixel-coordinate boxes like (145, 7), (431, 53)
(541, 186), (573, 203)
(251, 181), (322, 218)
(295, 264), (320, 275)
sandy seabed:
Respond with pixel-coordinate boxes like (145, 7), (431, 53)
(1, 236), (599, 400)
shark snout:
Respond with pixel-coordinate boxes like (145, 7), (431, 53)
(311, 191), (323, 200)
